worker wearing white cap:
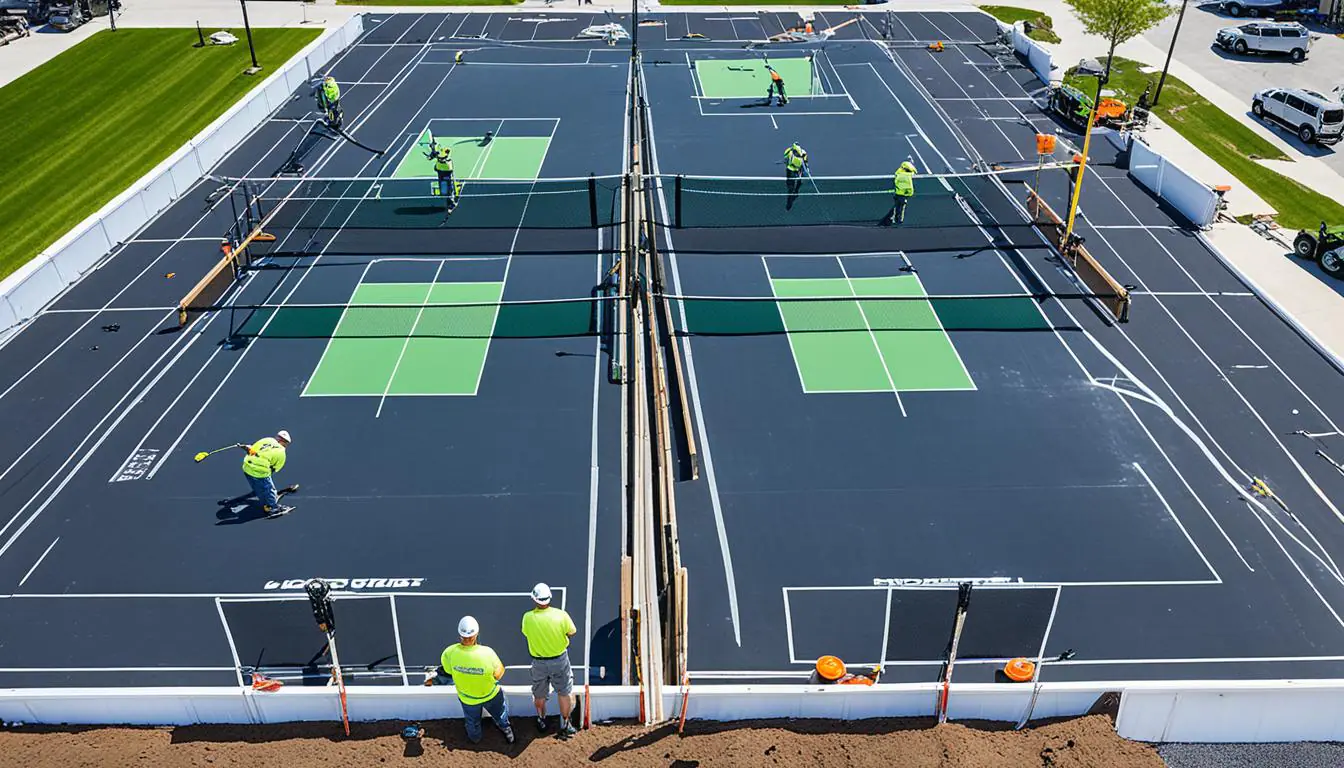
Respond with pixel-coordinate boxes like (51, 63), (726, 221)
(520, 582), (577, 738)
(237, 430), (294, 518)
(427, 616), (514, 745)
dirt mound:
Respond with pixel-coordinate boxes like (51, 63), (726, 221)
(0, 714), (1165, 767)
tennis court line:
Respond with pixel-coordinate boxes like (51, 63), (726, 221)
(760, 258), (814, 396)
(888, 256), (976, 392)
(376, 267), (441, 417)
(834, 261), (906, 415)
(642, 76), (741, 646)
(1133, 462), (1222, 584)
(468, 118), (560, 398)
(154, 52), (468, 468)
(300, 259), (378, 398)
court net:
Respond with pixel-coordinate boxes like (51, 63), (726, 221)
(201, 296), (622, 340)
(653, 164), (1071, 229)
(663, 290), (1119, 335)
(232, 175), (625, 231)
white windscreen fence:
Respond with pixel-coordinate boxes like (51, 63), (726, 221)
(1128, 135), (1221, 228)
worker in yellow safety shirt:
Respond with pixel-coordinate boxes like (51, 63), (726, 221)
(883, 160), (916, 226)
(424, 137), (459, 215)
(521, 583), (578, 739)
(765, 64), (788, 107)
(316, 75), (342, 129)
(784, 142), (809, 210)
(236, 430), (293, 518)
(426, 616), (516, 745)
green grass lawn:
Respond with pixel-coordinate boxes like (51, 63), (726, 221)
(662, 0), (855, 4)
(979, 5), (1061, 43)
(0, 27), (319, 283)
(1066, 57), (1344, 231)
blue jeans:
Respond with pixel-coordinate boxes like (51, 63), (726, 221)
(245, 473), (278, 508)
(460, 690), (510, 743)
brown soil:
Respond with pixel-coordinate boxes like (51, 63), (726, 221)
(0, 714), (1164, 767)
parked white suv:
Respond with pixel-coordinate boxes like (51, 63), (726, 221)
(1216, 21), (1312, 61)
(1252, 88), (1344, 144)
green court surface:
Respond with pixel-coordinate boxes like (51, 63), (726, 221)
(302, 281), (503, 396)
(694, 58), (817, 99)
(776, 276), (973, 393)
(393, 130), (550, 179)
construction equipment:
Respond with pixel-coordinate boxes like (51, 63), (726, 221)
(1293, 221), (1344, 279)
(1048, 83), (1143, 131)
(765, 15), (858, 44)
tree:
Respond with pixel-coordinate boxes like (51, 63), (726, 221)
(1066, 0), (1173, 83)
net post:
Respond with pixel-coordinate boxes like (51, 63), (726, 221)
(674, 175), (683, 229)
(588, 173), (599, 228)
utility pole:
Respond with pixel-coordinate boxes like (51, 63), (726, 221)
(1153, 0), (1190, 107)
(240, 0), (261, 75)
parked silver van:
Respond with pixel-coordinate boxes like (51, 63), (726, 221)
(1216, 21), (1312, 61)
(1252, 88), (1344, 144)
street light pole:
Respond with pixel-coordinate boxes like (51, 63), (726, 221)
(240, 0), (262, 75)
(1153, 0), (1190, 107)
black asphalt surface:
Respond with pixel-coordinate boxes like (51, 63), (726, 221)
(640, 10), (1344, 685)
(3, 10), (1344, 695)
(0, 12), (627, 689)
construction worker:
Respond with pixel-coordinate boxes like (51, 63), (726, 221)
(521, 583), (578, 739)
(883, 160), (916, 226)
(238, 431), (293, 518)
(425, 139), (459, 214)
(784, 142), (809, 210)
(765, 65), (788, 107)
(426, 616), (516, 745)
(316, 75), (342, 129)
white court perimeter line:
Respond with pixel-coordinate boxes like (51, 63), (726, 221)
(1133, 462), (1222, 583)
(214, 597), (247, 688)
(17, 537), (58, 587)
(641, 62), (741, 646)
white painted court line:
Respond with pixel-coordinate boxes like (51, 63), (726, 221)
(389, 594), (410, 686)
(836, 258), (907, 417)
(17, 537), (58, 588)
(214, 597), (247, 688)
(642, 70), (741, 646)
(760, 258), (813, 396)
(375, 267), (441, 417)
(468, 118), (559, 398)
(1133, 462), (1222, 584)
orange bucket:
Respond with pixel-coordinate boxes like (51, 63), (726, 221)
(816, 655), (846, 681)
(1004, 658), (1036, 682)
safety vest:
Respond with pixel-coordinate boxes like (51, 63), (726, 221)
(440, 643), (501, 705)
(242, 438), (286, 479)
(770, 69), (783, 83)
(893, 166), (916, 198)
(321, 80), (340, 104)
(785, 145), (806, 172)
(434, 149), (453, 174)
(521, 606), (576, 658)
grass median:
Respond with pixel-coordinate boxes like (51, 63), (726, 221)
(1066, 57), (1344, 232)
(0, 27), (320, 283)
(979, 5), (1061, 43)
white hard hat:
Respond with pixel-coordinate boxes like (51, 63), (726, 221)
(277, 430), (292, 443)
(531, 583), (552, 604)
(458, 615), (479, 638)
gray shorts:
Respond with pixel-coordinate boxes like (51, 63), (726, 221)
(530, 653), (574, 700)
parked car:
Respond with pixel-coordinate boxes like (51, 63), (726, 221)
(1215, 21), (1313, 60)
(46, 2), (86, 30)
(1219, 0), (1313, 17)
(1252, 87), (1344, 144)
